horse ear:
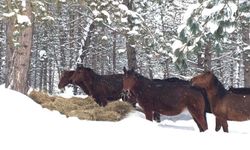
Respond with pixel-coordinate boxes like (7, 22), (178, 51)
(123, 67), (127, 73)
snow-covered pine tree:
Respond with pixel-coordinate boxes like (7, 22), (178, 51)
(173, 0), (250, 86)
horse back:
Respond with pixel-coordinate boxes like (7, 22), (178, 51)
(93, 74), (123, 99)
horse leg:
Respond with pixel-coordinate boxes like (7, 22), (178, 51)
(215, 117), (228, 132)
(215, 117), (222, 131)
(99, 98), (107, 107)
(192, 118), (203, 132)
(144, 109), (153, 121)
(94, 96), (104, 107)
(153, 112), (161, 123)
(221, 119), (229, 133)
(187, 106), (208, 132)
(154, 111), (161, 123)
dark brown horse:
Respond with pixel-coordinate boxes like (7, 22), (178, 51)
(191, 71), (250, 132)
(58, 70), (90, 95)
(70, 66), (135, 107)
(122, 68), (208, 132)
(151, 77), (211, 122)
(228, 87), (250, 95)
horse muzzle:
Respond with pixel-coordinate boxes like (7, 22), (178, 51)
(121, 89), (131, 100)
(121, 89), (136, 107)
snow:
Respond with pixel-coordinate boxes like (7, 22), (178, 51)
(121, 17), (128, 23)
(127, 27), (139, 36)
(112, 1), (119, 6)
(2, 12), (15, 18)
(183, 4), (199, 23)
(1, 87), (250, 150)
(17, 14), (31, 26)
(92, 9), (100, 17)
(39, 50), (47, 58)
(101, 10), (111, 24)
(41, 16), (55, 21)
(21, 0), (26, 8)
(90, 2), (97, 7)
(102, 36), (108, 40)
(118, 4), (128, 12)
(206, 21), (219, 34)
(117, 48), (126, 53)
(94, 18), (103, 22)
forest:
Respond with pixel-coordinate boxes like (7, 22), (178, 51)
(0, 0), (249, 94)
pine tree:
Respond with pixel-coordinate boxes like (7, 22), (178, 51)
(173, 0), (250, 85)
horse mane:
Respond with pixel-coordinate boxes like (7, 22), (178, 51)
(78, 66), (99, 79)
(210, 72), (227, 98)
(228, 87), (250, 94)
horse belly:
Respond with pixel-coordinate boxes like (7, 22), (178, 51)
(227, 107), (250, 121)
(218, 99), (250, 121)
(158, 106), (186, 116)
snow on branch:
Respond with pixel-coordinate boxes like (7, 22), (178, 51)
(17, 14), (31, 26)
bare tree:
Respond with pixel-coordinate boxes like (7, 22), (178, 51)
(242, 24), (250, 87)
(124, 0), (137, 69)
(5, 0), (33, 94)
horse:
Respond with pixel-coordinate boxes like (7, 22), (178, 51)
(70, 66), (136, 107)
(152, 77), (211, 122)
(122, 67), (208, 132)
(58, 70), (90, 95)
(228, 87), (250, 95)
(191, 71), (250, 132)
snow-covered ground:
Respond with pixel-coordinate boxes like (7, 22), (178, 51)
(1, 86), (250, 150)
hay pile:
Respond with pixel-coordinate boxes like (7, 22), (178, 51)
(29, 91), (133, 121)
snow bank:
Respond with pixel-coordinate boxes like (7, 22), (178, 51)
(1, 87), (250, 150)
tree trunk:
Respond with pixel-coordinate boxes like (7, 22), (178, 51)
(43, 58), (48, 92)
(48, 59), (53, 94)
(196, 51), (204, 73)
(69, 10), (75, 68)
(58, 3), (66, 69)
(242, 24), (250, 87)
(33, 41), (38, 89)
(112, 32), (117, 73)
(163, 59), (170, 79)
(0, 21), (3, 84)
(124, 0), (137, 70)
(39, 61), (43, 91)
(5, 1), (33, 94)
(203, 41), (212, 71)
(5, 12), (15, 88)
(80, 22), (95, 66)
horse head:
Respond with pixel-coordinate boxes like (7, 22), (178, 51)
(122, 67), (139, 99)
(58, 70), (75, 89)
(191, 71), (214, 89)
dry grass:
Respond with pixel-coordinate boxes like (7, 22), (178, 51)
(28, 90), (133, 121)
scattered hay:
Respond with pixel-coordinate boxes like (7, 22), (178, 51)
(104, 101), (133, 117)
(28, 91), (133, 121)
(67, 110), (94, 120)
(51, 97), (80, 115)
(29, 91), (54, 104)
(94, 110), (121, 121)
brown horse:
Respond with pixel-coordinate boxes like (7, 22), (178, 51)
(58, 70), (90, 95)
(70, 66), (135, 107)
(122, 67), (208, 132)
(228, 87), (250, 95)
(191, 71), (250, 132)
(151, 77), (211, 122)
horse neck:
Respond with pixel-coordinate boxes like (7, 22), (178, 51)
(83, 69), (97, 83)
(132, 75), (152, 96)
(205, 77), (227, 105)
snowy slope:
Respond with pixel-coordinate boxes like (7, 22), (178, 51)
(1, 87), (250, 150)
